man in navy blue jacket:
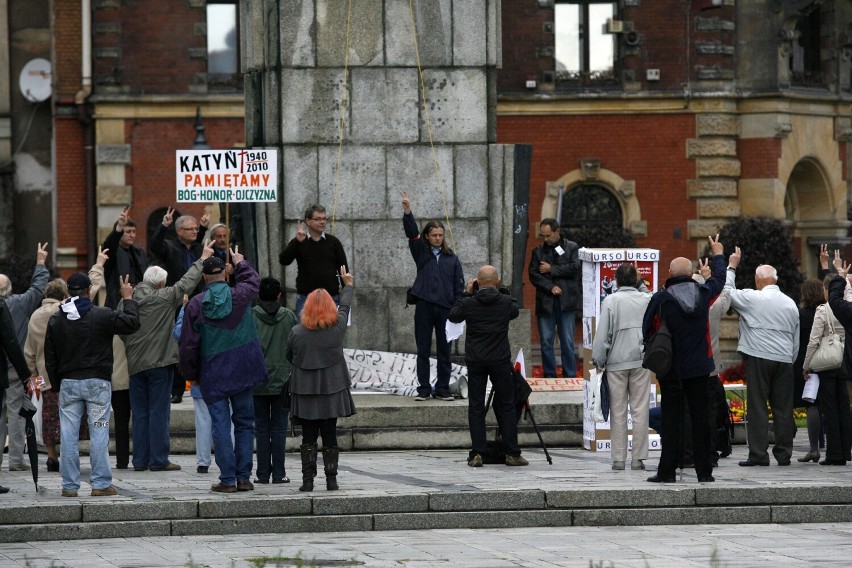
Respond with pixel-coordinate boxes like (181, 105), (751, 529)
(642, 235), (727, 483)
(401, 191), (464, 401)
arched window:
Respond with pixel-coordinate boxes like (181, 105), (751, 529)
(559, 183), (633, 247)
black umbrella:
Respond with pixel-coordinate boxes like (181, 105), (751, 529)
(18, 397), (39, 492)
(600, 370), (611, 423)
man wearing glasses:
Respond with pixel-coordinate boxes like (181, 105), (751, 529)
(150, 207), (210, 403)
(279, 204), (348, 318)
(150, 207), (210, 288)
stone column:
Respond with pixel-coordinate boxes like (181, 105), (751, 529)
(243, 0), (525, 354)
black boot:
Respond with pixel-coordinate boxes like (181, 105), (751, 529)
(299, 444), (317, 492)
(322, 447), (340, 490)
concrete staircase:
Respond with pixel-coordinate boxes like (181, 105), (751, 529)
(167, 391), (586, 453)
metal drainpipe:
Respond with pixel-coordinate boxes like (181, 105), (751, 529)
(74, 0), (94, 268)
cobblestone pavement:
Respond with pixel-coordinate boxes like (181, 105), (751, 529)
(1, 522), (851, 567)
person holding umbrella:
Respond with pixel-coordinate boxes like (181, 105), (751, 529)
(0, 299), (33, 494)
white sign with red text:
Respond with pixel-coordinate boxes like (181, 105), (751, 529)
(175, 149), (278, 202)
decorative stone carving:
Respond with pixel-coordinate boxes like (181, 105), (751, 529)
(775, 123), (793, 138)
(580, 158), (600, 180)
(618, 180), (635, 198)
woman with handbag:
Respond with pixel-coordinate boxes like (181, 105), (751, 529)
(794, 279), (827, 463)
(804, 274), (849, 466)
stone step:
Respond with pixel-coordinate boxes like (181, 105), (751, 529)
(164, 391), (586, 452)
(1, 483), (848, 543)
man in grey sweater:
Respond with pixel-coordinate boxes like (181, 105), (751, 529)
(725, 247), (799, 467)
(592, 263), (652, 472)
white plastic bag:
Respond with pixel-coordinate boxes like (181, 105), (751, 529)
(30, 390), (44, 446)
(590, 369), (605, 423)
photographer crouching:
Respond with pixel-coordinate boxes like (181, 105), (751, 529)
(448, 265), (528, 467)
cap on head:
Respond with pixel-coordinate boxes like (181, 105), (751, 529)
(202, 256), (226, 275)
(66, 272), (92, 290)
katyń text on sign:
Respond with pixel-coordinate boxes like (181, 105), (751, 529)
(175, 149), (279, 202)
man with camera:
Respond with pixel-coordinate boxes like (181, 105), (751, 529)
(448, 265), (527, 467)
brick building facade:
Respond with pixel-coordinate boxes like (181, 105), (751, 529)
(3, 0), (852, 367)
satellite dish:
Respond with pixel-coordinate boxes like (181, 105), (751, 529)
(19, 58), (52, 103)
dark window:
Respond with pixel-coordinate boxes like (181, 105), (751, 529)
(560, 183), (632, 247)
(207, 1), (241, 90)
(790, 5), (824, 88)
(554, 1), (617, 89)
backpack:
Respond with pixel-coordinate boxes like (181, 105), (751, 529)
(642, 303), (673, 376)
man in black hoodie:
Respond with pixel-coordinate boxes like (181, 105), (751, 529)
(448, 265), (527, 468)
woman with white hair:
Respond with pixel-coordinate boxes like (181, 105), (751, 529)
(123, 241), (213, 472)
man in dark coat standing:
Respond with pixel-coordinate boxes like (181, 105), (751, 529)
(401, 191), (464, 401)
(100, 206), (148, 309)
(641, 235), (726, 484)
(0, 299), (33, 493)
(449, 265), (526, 468)
(529, 218), (580, 378)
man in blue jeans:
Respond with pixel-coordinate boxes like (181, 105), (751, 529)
(44, 272), (140, 497)
(529, 219), (580, 378)
(179, 250), (267, 493)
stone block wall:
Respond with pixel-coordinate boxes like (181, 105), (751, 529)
(244, 0), (524, 354)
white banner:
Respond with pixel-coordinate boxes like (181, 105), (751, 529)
(175, 149), (278, 202)
(344, 349), (467, 396)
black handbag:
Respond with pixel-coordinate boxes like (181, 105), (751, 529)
(642, 304), (673, 376)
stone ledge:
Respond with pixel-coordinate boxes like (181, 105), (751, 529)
(198, 497), (312, 519)
(771, 504), (852, 523)
(0, 520), (170, 543)
(429, 490), (546, 512)
(547, 488), (694, 509)
(0, 504), (80, 525)
(372, 510), (573, 530)
(573, 506), (771, 527)
(313, 494), (429, 516)
(170, 514), (373, 536)
(696, 485), (852, 506)
(82, 500), (197, 522)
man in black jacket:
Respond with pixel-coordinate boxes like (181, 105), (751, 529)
(100, 206), (148, 309)
(448, 265), (527, 468)
(529, 219), (580, 378)
(45, 272), (140, 497)
(0, 299), (32, 493)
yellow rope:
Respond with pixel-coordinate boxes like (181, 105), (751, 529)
(408, 0), (455, 251)
(331, 0), (354, 235)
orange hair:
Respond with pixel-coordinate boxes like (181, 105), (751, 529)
(300, 289), (339, 330)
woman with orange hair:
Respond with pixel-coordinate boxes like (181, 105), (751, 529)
(286, 266), (355, 492)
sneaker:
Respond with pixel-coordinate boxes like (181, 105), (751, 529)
(468, 454), (483, 467)
(91, 485), (118, 497)
(414, 395), (429, 401)
(631, 460), (646, 471)
(612, 461), (625, 470)
(61, 489), (77, 497)
(211, 482), (237, 493)
(505, 455), (529, 466)
(8, 463), (29, 472)
(237, 479), (255, 492)
(435, 394), (455, 401)
(254, 478), (270, 484)
(150, 463), (181, 472)
(197, 466), (209, 474)
(272, 477), (290, 484)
